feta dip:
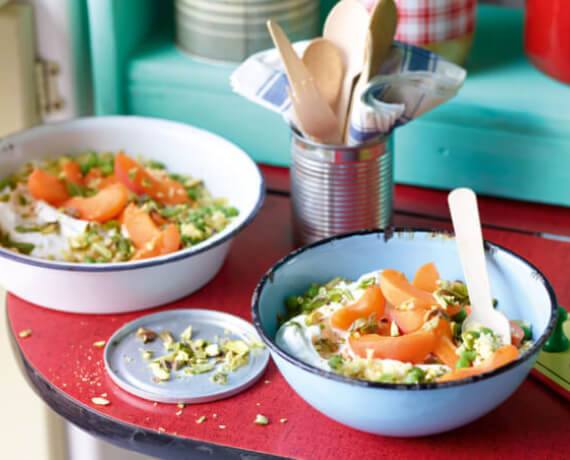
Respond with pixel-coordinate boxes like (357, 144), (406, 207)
(275, 267), (534, 384)
(0, 152), (238, 263)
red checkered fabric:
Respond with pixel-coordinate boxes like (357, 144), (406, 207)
(360, 0), (477, 45)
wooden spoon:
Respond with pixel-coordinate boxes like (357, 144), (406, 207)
(364, 0), (398, 82)
(323, 0), (369, 137)
(448, 188), (512, 345)
(266, 20), (342, 145)
(344, 0), (398, 143)
(302, 38), (344, 111)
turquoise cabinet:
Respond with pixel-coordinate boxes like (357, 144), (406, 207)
(86, 1), (570, 206)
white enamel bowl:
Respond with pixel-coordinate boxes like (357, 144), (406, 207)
(0, 116), (264, 313)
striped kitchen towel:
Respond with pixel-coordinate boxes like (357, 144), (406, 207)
(230, 40), (466, 145)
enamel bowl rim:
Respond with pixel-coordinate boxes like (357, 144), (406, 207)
(251, 228), (558, 391)
(0, 115), (266, 272)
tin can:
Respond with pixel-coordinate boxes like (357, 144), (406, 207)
(290, 130), (394, 246)
(175, 0), (320, 63)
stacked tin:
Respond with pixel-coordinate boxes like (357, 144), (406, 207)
(290, 131), (394, 246)
(175, 0), (320, 63)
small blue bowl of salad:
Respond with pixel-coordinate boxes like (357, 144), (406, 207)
(251, 229), (557, 437)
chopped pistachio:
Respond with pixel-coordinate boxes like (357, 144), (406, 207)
(211, 372), (227, 385)
(254, 414), (269, 425)
(142, 350), (154, 360)
(177, 403), (185, 408)
(180, 325), (193, 342)
(15, 224), (41, 233)
(90, 241), (111, 260)
(222, 340), (249, 355)
(159, 330), (175, 350)
(189, 362), (215, 374)
(91, 397), (110, 406)
(390, 321), (400, 337)
(205, 343), (221, 357)
(394, 299), (415, 311)
(149, 362), (171, 381)
(18, 328), (32, 338)
(93, 340), (106, 348)
(136, 327), (157, 344)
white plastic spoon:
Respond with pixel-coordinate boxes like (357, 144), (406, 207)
(323, 0), (369, 138)
(448, 188), (511, 345)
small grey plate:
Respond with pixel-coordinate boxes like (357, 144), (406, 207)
(104, 309), (270, 404)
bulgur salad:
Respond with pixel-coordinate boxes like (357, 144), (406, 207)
(276, 262), (533, 384)
(0, 151), (238, 263)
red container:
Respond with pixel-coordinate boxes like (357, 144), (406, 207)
(524, 0), (570, 84)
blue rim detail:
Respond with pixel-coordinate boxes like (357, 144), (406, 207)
(251, 228), (559, 391)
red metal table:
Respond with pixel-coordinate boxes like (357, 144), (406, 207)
(6, 166), (570, 459)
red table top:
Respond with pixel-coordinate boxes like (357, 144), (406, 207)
(6, 166), (570, 459)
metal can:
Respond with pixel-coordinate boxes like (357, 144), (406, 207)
(290, 130), (394, 246)
(175, 0), (320, 63)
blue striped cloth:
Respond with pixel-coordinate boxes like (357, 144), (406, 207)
(231, 40), (466, 145)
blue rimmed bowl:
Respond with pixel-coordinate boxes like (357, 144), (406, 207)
(0, 116), (264, 313)
(251, 229), (557, 437)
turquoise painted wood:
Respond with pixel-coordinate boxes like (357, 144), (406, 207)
(67, 0), (93, 116)
(88, 3), (570, 206)
(394, 6), (570, 206)
(127, 37), (290, 165)
(86, 0), (173, 115)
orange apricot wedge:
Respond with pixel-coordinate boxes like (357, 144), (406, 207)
(349, 317), (451, 364)
(436, 345), (519, 382)
(433, 335), (460, 368)
(62, 161), (83, 185)
(412, 262), (440, 293)
(83, 167), (103, 188)
(28, 169), (70, 206)
(331, 285), (385, 330)
(114, 152), (191, 205)
(98, 173), (121, 189)
(388, 305), (430, 334)
(122, 203), (161, 249)
(131, 223), (181, 261)
(64, 183), (129, 222)
(380, 269), (437, 310)
(349, 328), (438, 364)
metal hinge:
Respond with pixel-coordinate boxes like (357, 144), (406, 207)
(35, 59), (64, 117)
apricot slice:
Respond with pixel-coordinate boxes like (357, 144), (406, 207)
(122, 203), (160, 249)
(114, 152), (190, 205)
(380, 269), (437, 309)
(436, 345), (519, 382)
(331, 285), (385, 330)
(64, 183), (129, 222)
(131, 223), (181, 261)
(62, 161), (83, 185)
(28, 169), (70, 206)
(412, 262), (440, 293)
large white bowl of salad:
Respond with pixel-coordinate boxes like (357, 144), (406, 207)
(252, 230), (558, 436)
(0, 116), (264, 313)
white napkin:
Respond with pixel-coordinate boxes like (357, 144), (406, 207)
(230, 40), (466, 145)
